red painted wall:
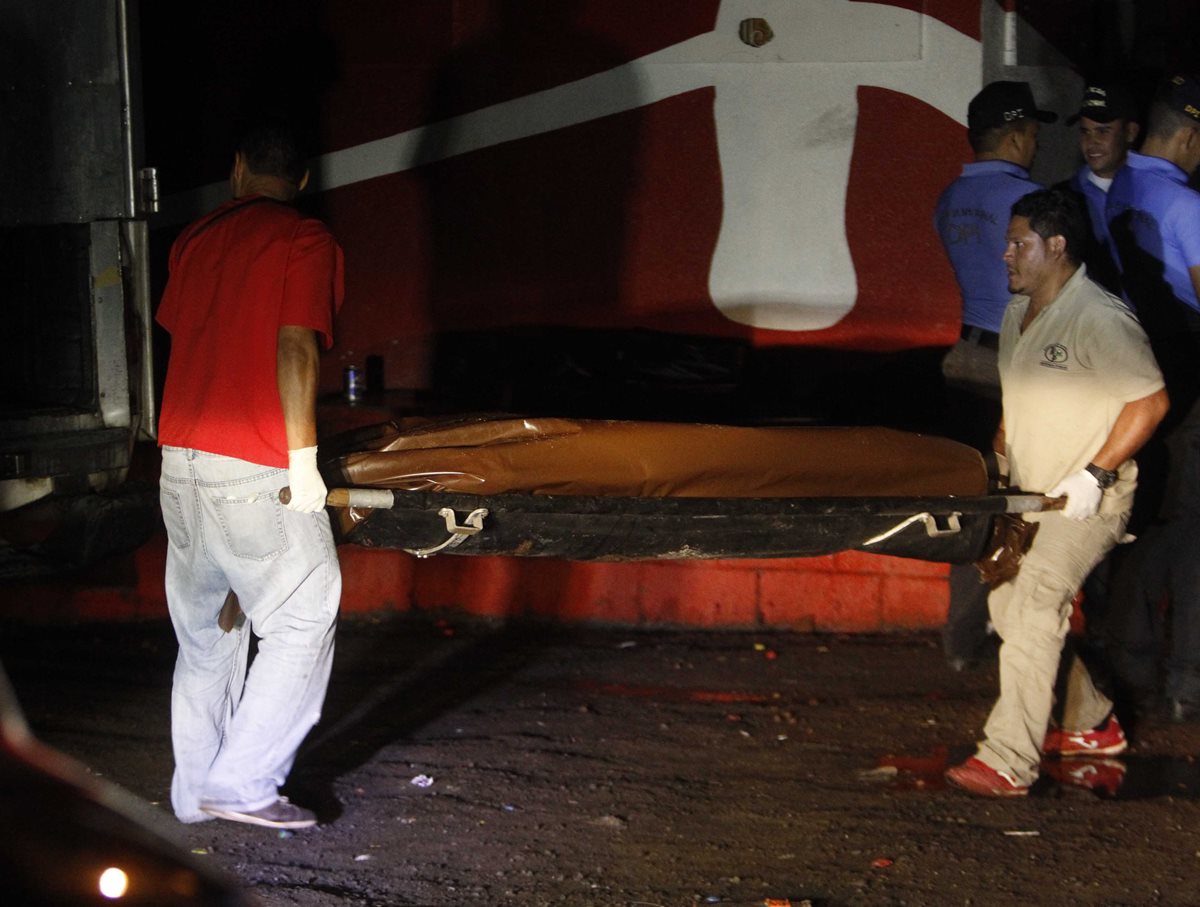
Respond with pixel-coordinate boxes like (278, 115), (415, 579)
(6, 527), (951, 633)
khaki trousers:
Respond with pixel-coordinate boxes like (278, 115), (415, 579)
(976, 508), (1127, 785)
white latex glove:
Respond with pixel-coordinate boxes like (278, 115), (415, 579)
(1048, 469), (1103, 521)
(285, 446), (328, 513)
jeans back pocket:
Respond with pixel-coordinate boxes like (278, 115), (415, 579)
(212, 493), (288, 561)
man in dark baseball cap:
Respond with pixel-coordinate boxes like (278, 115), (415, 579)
(933, 79), (1056, 672)
(1059, 80), (1140, 294)
(1106, 73), (1200, 723)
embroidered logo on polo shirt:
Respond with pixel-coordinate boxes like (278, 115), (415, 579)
(1041, 343), (1069, 370)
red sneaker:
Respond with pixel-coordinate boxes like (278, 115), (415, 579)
(1042, 714), (1127, 758)
(945, 757), (1029, 797)
(1041, 758), (1126, 797)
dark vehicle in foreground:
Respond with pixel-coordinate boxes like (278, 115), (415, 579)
(0, 667), (253, 906)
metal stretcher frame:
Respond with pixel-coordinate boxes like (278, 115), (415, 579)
(328, 486), (1058, 565)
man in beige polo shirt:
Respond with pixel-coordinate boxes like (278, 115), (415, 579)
(946, 188), (1169, 796)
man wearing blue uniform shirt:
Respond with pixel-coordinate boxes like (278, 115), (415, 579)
(1062, 81), (1140, 295)
(1107, 77), (1200, 326)
(934, 81), (1056, 670)
(936, 81), (1056, 341)
(1055, 81), (1141, 650)
(1105, 74), (1200, 721)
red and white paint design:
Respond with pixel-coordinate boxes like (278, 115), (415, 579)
(163, 2), (1008, 388)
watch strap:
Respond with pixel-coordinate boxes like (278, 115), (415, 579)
(1085, 462), (1119, 489)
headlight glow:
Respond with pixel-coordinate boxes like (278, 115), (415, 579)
(98, 866), (129, 899)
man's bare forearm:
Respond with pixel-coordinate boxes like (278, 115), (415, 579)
(277, 325), (320, 450)
(1091, 388), (1170, 471)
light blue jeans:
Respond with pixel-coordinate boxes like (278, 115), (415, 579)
(160, 447), (340, 822)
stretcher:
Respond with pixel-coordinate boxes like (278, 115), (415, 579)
(317, 416), (1057, 564)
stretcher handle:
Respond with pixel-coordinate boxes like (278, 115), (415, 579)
(278, 486), (396, 509)
(1009, 494), (1066, 513)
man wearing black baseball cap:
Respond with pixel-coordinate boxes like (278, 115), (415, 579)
(1106, 73), (1200, 724)
(936, 80), (1060, 389)
(1062, 81), (1140, 293)
(933, 80), (1057, 671)
(1053, 79), (1142, 702)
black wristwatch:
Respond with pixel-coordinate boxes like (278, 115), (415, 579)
(1085, 462), (1119, 490)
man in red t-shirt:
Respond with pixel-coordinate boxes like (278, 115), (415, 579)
(157, 121), (344, 829)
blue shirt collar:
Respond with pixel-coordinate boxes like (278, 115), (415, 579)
(960, 159), (1031, 179)
(1126, 149), (1188, 184)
